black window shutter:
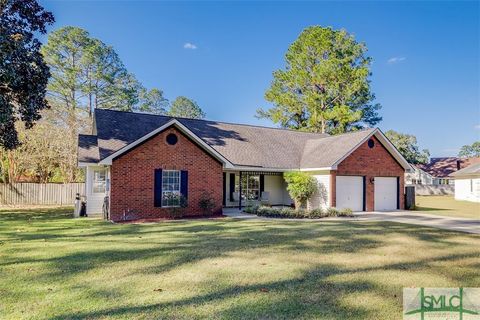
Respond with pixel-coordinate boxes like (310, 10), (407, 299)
(259, 174), (265, 196)
(154, 169), (163, 207)
(229, 173), (235, 201)
(181, 170), (188, 203)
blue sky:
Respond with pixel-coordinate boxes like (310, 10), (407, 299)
(41, 1), (479, 157)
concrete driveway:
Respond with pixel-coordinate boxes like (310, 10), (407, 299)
(354, 211), (479, 234)
(223, 208), (480, 234)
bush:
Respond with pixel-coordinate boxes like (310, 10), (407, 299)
(339, 208), (353, 217)
(198, 192), (215, 215)
(244, 206), (354, 219)
(283, 171), (317, 210)
(325, 207), (339, 217)
(244, 205), (259, 214)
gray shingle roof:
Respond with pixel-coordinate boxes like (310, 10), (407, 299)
(300, 129), (376, 168)
(451, 163), (480, 177)
(78, 134), (99, 163)
(79, 109), (377, 169)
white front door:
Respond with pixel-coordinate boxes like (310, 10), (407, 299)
(336, 176), (364, 211)
(374, 177), (398, 211)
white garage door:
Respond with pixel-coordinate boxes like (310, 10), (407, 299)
(374, 177), (398, 211)
(336, 176), (363, 211)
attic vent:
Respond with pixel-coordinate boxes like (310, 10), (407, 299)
(368, 138), (375, 149)
(166, 133), (178, 145)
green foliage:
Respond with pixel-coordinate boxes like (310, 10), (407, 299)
(257, 25), (381, 134)
(168, 195), (188, 219)
(0, 0), (54, 149)
(458, 141), (480, 158)
(385, 130), (430, 164)
(169, 96), (206, 119)
(244, 206), (353, 219)
(283, 171), (317, 210)
(136, 88), (169, 115)
(42, 26), (140, 114)
(198, 192), (216, 215)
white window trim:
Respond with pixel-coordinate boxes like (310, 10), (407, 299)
(92, 168), (107, 194)
(161, 170), (182, 208)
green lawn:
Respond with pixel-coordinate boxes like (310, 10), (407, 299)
(0, 207), (479, 320)
(415, 196), (480, 219)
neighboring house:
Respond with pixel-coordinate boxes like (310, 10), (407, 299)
(405, 165), (434, 185)
(77, 109), (411, 221)
(450, 163), (480, 202)
(417, 157), (480, 185)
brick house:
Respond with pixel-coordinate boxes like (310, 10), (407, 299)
(78, 109), (412, 221)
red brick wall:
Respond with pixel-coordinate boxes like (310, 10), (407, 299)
(110, 126), (223, 221)
(332, 135), (405, 211)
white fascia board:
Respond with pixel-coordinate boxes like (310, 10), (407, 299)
(228, 166), (291, 172)
(299, 167), (333, 172)
(78, 162), (110, 168)
(98, 119), (233, 167)
(331, 128), (413, 172)
(78, 162), (97, 167)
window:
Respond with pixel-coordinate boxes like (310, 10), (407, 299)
(161, 170), (181, 207)
(93, 169), (107, 193)
(166, 133), (178, 145)
(235, 174), (260, 201)
(368, 138), (375, 148)
(470, 179), (474, 193)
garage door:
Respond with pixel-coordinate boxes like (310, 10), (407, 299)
(374, 177), (398, 211)
(336, 176), (364, 211)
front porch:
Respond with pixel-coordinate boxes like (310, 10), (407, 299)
(223, 170), (293, 209)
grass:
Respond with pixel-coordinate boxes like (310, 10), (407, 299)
(415, 196), (480, 219)
(0, 207), (479, 319)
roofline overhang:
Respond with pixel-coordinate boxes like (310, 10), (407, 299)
(330, 128), (413, 173)
(78, 161), (99, 167)
(98, 119), (234, 167)
(299, 167), (334, 171)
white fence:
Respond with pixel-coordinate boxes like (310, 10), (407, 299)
(408, 184), (454, 196)
(0, 183), (85, 206)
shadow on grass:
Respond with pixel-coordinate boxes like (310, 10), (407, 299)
(2, 207), (479, 319)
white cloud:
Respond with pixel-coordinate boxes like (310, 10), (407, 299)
(183, 42), (197, 50)
(475, 124), (480, 130)
(387, 56), (406, 64)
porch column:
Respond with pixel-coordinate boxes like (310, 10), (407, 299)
(238, 171), (242, 210)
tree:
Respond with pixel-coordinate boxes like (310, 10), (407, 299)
(458, 142), (480, 158)
(135, 88), (169, 114)
(385, 130), (430, 164)
(283, 171), (317, 210)
(169, 96), (206, 119)
(41, 26), (144, 116)
(0, 0), (54, 149)
(257, 26), (381, 135)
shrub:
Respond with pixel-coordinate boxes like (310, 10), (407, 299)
(307, 208), (325, 218)
(246, 206), (353, 219)
(283, 171), (317, 210)
(339, 208), (353, 217)
(198, 192), (215, 215)
(244, 205), (259, 214)
(169, 195), (188, 218)
(325, 207), (339, 217)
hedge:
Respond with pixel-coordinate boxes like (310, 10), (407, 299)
(243, 206), (353, 219)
